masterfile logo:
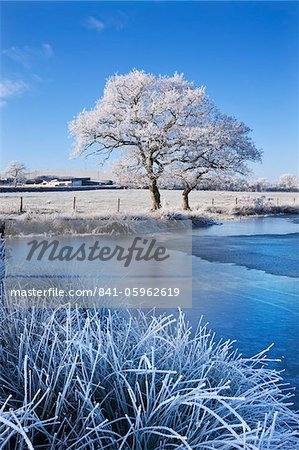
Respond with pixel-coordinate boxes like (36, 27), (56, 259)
(4, 219), (192, 309)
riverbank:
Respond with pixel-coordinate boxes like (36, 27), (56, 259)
(1, 205), (299, 237)
(1, 212), (213, 237)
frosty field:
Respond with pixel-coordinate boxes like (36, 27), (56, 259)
(0, 189), (298, 216)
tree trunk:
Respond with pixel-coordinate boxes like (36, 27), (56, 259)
(149, 181), (161, 210)
(182, 187), (192, 210)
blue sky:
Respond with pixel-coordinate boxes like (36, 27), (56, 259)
(0, 1), (298, 179)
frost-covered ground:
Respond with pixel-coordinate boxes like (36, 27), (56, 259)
(0, 189), (298, 216)
(1, 189), (298, 237)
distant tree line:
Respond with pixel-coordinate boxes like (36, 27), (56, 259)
(156, 173), (299, 193)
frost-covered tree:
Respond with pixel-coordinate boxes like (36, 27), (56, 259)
(5, 160), (27, 187)
(166, 114), (262, 209)
(69, 70), (212, 210)
(112, 156), (147, 189)
(278, 173), (299, 191)
(255, 177), (271, 192)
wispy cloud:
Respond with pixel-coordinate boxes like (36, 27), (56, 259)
(85, 16), (105, 33)
(42, 43), (54, 58)
(3, 43), (54, 69)
(84, 12), (131, 33)
(33, 74), (43, 82)
(108, 11), (131, 31)
(0, 79), (28, 106)
(2, 47), (31, 69)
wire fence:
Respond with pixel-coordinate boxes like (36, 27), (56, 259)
(0, 190), (298, 215)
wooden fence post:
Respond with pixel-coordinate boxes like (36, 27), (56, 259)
(235, 197), (238, 206)
(73, 196), (76, 212)
(20, 197), (23, 214)
(117, 198), (121, 212)
(212, 198), (214, 206)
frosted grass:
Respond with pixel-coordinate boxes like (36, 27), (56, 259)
(0, 306), (298, 449)
(232, 196), (299, 217)
(0, 189), (297, 217)
(4, 211), (212, 237)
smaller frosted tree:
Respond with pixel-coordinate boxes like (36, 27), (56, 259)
(5, 161), (27, 187)
(278, 174), (299, 191)
(166, 114), (262, 210)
